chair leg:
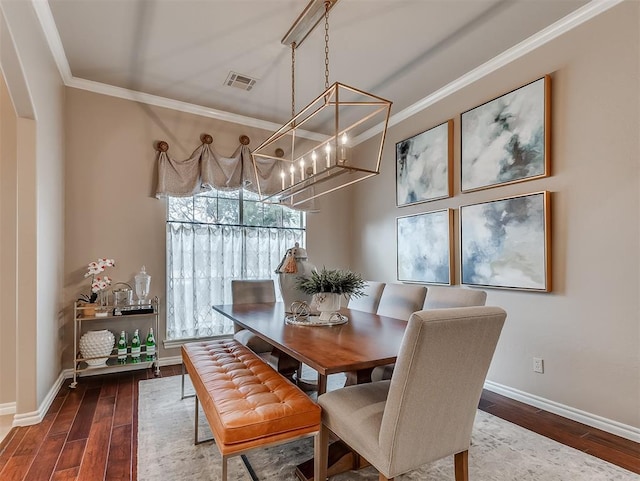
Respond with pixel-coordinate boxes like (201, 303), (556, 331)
(454, 450), (469, 481)
(317, 425), (330, 481)
(378, 474), (393, 481)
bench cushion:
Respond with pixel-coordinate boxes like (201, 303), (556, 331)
(182, 340), (320, 447)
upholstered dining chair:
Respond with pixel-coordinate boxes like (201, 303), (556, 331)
(231, 279), (277, 354)
(375, 283), (427, 320)
(423, 286), (487, 310)
(316, 306), (507, 481)
(231, 279), (299, 379)
(347, 281), (386, 313)
(372, 285), (487, 382)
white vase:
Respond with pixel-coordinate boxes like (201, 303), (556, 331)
(80, 329), (115, 366)
(313, 293), (341, 321)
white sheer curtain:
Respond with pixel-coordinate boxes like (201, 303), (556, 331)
(166, 222), (304, 340)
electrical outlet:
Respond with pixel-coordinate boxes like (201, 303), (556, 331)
(533, 357), (544, 373)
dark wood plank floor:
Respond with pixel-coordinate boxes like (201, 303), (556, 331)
(0, 366), (638, 480)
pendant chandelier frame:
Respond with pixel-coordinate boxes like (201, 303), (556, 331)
(251, 0), (392, 209)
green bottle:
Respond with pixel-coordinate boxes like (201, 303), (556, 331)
(145, 328), (156, 361)
(117, 331), (127, 363)
(131, 329), (141, 362)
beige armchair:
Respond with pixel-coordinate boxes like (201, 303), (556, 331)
(231, 279), (299, 380)
(316, 306), (507, 481)
(231, 279), (277, 353)
(375, 283), (427, 320)
(347, 281), (386, 313)
(372, 286), (487, 382)
(423, 286), (487, 310)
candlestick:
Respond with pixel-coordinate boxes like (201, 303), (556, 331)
(300, 158), (305, 180)
(339, 133), (348, 164)
(280, 170), (285, 190)
(311, 151), (317, 175)
(289, 165), (295, 186)
(325, 144), (331, 169)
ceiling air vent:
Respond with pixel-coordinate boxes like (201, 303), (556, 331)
(225, 72), (257, 91)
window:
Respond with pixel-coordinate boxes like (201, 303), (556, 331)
(166, 188), (305, 340)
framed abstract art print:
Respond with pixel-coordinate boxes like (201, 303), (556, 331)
(460, 191), (551, 291)
(397, 208), (453, 285)
(396, 120), (453, 206)
(461, 76), (551, 192)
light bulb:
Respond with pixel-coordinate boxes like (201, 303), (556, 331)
(339, 133), (348, 163)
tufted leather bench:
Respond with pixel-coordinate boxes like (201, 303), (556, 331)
(181, 339), (322, 481)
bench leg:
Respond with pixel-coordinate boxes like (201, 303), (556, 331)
(193, 396), (215, 445)
(194, 396), (199, 445)
(181, 363), (186, 399)
(222, 455), (228, 481)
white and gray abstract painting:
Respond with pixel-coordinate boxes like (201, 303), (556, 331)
(461, 77), (547, 191)
(396, 121), (450, 206)
(461, 192), (548, 290)
(397, 209), (451, 284)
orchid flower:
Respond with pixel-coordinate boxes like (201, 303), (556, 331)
(82, 258), (116, 301)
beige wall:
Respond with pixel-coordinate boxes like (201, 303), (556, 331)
(64, 89), (350, 362)
(1, 0), (66, 413)
(350, 3), (640, 429)
(3, 0), (636, 437)
(0, 72), (17, 406)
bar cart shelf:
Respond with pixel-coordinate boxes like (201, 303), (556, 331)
(71, 296), (160, 388)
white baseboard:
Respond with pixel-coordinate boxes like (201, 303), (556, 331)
(12, 371), (66, 427)
(16, 363), (636, 444)
(484, 380), (640, 443)
(158, 355), (182, 366)
(0, 402), (16, 416)
(13, 357), (184, 428)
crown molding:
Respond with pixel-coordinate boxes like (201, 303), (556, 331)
(31, 0), (72, 82)
(34, 0), (623, 146)
(353, 0), (625, 145)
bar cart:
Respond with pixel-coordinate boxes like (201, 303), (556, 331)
(71, 296), (160, 388)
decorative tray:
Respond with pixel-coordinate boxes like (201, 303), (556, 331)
(284, 314), (348, 326)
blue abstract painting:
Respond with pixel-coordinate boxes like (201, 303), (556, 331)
(397, 209), (452, 285)
(461, 76), (549, 192)
(396, 120), (452, 206)
(460, 192), (550, 291)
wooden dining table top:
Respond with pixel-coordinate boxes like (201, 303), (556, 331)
(212, 302), (408, 377)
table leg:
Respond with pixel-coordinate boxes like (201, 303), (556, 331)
(269, 348), (299, 381)
(344, 367), (373, 386)
(317, 373), (327, 395)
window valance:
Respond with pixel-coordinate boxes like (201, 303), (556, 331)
(154, 134), (285, 200)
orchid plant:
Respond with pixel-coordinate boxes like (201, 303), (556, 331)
(79, 258), (115, 303)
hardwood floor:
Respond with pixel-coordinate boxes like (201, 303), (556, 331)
(0, 366), (638, 480)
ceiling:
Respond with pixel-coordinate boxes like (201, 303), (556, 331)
(44, 0), (592, 132)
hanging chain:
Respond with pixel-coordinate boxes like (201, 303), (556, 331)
(324, 1), (330, 90)
(291, 42), (296, 119)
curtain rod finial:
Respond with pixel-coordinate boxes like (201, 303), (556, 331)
(156, 141), (169, 152)
(240, 135), (250, 145)
(201, 134), (213, 145)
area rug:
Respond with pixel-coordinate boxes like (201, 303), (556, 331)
(138, 375), (635, 480)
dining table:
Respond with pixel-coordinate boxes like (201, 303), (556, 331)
(212, 301), (408, 394)
(212, 301), (409, 480)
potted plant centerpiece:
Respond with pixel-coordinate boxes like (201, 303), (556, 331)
(296, 268), (366, 321)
